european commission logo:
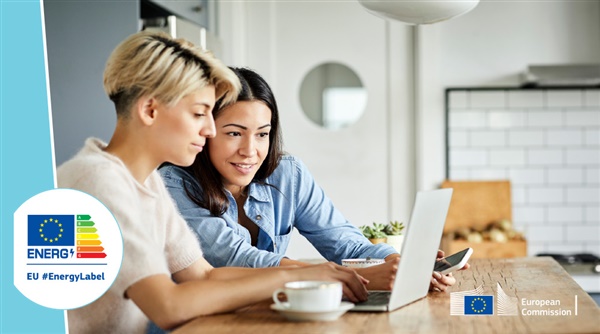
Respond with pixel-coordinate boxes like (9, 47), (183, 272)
(464, 296), (494, 315)
(450, 283), (518, 316)
(28, 215), (75, 246)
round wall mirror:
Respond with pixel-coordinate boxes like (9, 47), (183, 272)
(299, 62), (367, 130)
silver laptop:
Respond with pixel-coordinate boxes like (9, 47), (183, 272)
(351, 188), (453, 312)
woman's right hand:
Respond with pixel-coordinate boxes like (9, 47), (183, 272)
(294, 262), (369, 303)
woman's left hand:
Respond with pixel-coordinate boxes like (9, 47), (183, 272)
(354, 256), (399, 290)
(429, 250), (470, 292)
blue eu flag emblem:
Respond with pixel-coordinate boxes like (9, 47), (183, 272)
(28, 215), (75, 246)
(464, 295), (494, 315)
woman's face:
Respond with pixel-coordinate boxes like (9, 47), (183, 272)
(154, 85), (216, 167)
(208, 100), (272, 196)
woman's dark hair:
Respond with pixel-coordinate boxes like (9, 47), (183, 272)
(184, 67), (284, 216)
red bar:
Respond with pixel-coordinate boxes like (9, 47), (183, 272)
(77, 253), (107, 258)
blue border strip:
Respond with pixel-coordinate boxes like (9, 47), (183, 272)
(1, 0), (65, 332)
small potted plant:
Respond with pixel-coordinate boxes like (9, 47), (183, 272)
(384, 221), (405, 253)
(359, 223), (387, 244)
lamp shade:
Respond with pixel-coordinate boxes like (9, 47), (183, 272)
(357, 0), (480, 25)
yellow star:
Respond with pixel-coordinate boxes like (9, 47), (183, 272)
(49, 239), (53, 243)
(49, 218), (53, 222)
(58, 223), (62, 227)
(39, 229), (42, 232)
(40, 234), (44, 238)
(40, 223), (44, 227)
(44, 238), (48, 241)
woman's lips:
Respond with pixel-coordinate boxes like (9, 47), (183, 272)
(231, 162), (255, 175)
(192, 143), (204, 152)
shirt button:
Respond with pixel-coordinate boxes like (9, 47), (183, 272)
(256, 215), (262, 220)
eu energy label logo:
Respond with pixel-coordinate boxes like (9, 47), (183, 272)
(14, 189), (123, 309)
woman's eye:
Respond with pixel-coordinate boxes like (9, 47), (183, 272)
(258, 132), (270, 138)
(226, 132), (241, 137)
(194, 113), (205, 117)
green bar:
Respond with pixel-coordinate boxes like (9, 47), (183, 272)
(77, 227), (97, 233)
(76, 221), (95, 227)
(77, 215), (91, 220)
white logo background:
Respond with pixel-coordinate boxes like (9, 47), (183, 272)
(14, 188), (123, 309)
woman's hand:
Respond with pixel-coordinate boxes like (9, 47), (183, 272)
(294, 262), (369, 303)
(354, 256), (400, 290)
(429, 250), (470, 292)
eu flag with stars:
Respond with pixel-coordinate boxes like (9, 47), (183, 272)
(464, 295), (494, 315)
(28, 215), (75, 246)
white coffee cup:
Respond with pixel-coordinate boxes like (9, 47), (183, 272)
(342, 258), (385, 268)
(272, 281), (342, 312)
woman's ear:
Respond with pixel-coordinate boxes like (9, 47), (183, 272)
(136, 96), (159, 126)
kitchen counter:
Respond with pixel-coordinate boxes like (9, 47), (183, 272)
(173, 257), (600, 334)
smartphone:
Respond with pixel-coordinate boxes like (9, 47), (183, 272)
(433, 247), (473, 275)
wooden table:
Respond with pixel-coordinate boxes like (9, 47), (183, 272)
(173, 257), (600, 334)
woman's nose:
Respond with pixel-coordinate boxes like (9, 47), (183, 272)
(238, 137), (256, 157)
(200, 115), (216, 138)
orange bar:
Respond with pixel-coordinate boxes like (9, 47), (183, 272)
(76, 246), (104, 252)
(77, 240), (101, 246)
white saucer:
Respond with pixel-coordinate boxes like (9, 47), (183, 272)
(270, 301), (355, 322)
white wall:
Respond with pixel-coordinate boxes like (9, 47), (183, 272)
(219, 1), (415, 260)
(417, 0), (600, 192)
(220, 0), (600, 259)
(447, 88), (600, 256)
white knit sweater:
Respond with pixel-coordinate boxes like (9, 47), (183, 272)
(58, 138), (203, 334)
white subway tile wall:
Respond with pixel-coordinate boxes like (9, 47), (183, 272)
(447, 89), (600, 256)
(508, 91), (544, 108)
(488, 110), (526, 128)
(584, 90), (600, 107)
(586, 168), (600, 183)
(585, 130), (600, 145)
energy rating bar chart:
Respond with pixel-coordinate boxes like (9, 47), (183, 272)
(76, 215), (107, 259)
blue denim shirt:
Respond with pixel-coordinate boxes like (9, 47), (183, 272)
(159, 156), (396, 267)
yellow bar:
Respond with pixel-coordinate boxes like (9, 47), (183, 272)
(76, 233), (99, 240)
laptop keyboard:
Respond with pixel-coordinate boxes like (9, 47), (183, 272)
(355, 291), (391, 306)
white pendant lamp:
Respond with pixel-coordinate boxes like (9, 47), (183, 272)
(357, 0), (480, 25)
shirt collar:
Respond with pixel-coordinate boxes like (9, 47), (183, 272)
(247, 182), (271, 203)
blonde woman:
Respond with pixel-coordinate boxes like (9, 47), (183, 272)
(57, 31), (367, 334)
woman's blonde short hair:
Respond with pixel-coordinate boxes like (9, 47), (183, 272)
(103, 30), (240, 117)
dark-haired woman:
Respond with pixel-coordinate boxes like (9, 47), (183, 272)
(160, 67), (460, 291)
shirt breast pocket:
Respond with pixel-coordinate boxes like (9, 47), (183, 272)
(273, 227), (293, 254)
